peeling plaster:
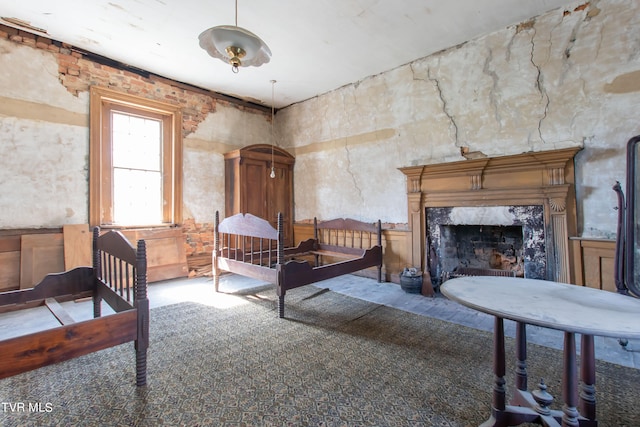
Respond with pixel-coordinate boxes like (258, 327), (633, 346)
(287, 0), (640, 234)
(290, 128), (396, 156)
(271, 0), (637, 232)
(604, 70), (640, 93)
(4, 0), (639, 237)
(0, 96), (86, 127)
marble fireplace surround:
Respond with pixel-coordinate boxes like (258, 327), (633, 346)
(399, 147), (581, 296)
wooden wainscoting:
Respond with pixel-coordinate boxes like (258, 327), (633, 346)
(0, 235), (21, 292)
(297, 223), (614, 296)
(0, 229), (65, 292)
(294, 225), (617, 293)
(570, 238), (616, 292)
(0, 225), (188, 292)
(120, 227), (188, 282)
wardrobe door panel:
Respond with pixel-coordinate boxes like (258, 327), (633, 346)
(244, 159), (268, 218)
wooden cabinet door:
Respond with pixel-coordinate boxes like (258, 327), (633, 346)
(268, 163), (293, 246)
(224, 145), (295, 246)
(243, 158), (268, 218)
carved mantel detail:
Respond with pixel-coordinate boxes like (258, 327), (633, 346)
(549, 197), (566, 213)
(470, 173), (482, 190)
(547, 167), (566, 185)
(399, 147), (582, 292)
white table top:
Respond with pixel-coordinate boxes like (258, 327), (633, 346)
(441, 276), (640, 338)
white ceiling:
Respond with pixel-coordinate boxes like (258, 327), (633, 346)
(0, 0), (573, 109)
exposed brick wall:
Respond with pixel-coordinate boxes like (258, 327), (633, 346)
(0, 23), (260, 266)
(182, 218), (214, 257)
(183, 218), (214, 276)
(0, 23), (219, 137)
(0, 23), (269, 132)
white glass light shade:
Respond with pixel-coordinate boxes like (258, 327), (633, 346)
(198, 25), (271, 68)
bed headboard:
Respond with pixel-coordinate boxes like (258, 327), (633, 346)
(314, 217), (382, 250)
(217, 212), (278, 240)
(214, 211), (286, 268)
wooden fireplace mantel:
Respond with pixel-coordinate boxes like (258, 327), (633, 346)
(399, 147), (582, 295)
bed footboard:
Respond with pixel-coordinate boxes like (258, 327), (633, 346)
(213, 211), (383, 319)
(0, 228), (149, 386)
(213, 211), (310, 292)
(93, 227), (149, 386)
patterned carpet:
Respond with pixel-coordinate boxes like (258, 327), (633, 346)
(1, 285), (640, 426)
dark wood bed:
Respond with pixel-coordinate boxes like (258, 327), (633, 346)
(0, 227), (149, 386)
(213, 211), (383, 318)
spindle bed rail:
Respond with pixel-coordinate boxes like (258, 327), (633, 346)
(213, 211), (382, 318)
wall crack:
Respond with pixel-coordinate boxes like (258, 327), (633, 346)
(527, 24), (549, 144)
(341, 90), (363, 201)
(482, 47), (501, 129)
(344, 142), (362, 200)
(427, 64), (459, 145)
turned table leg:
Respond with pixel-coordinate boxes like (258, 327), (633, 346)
(579, 334), (597, 424)
(562, 332), (580, 427)
(481, 316), (507, 427)
(515, 321), (528, 391)
(493, 316), (507, 410)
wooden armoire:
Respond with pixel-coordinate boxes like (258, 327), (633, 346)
(224, 144), (295, 246)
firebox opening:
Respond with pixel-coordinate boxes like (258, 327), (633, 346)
(426, 205), (546, 289)
(439, 224), (525, 281)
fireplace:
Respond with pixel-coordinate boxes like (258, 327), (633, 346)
(440, 224), (524, 274)
(427, 205), (546, 288)
(400, 147), (581, 296)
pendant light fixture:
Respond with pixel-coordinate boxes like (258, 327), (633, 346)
(198, 0), (271, 73)
(270, 79), (276, 179)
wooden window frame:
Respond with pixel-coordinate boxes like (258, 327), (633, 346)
(89, 86), (183, 228)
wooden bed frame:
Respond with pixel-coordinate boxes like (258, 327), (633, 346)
(213, 211), (383, 318)
(0, 227), (149, 386)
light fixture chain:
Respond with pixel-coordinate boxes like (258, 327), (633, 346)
(270, 80), (276, 179)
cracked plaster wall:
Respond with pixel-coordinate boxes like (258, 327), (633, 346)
(0, 34), (271, 229)
(183, 107), (271, 223)
(0, 39), (89, 228)
(278, 0), (640, 239)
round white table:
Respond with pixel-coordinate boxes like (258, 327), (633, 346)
(441, 276), (640, 427)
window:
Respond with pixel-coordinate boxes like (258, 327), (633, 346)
(89, 86), (182, 227)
